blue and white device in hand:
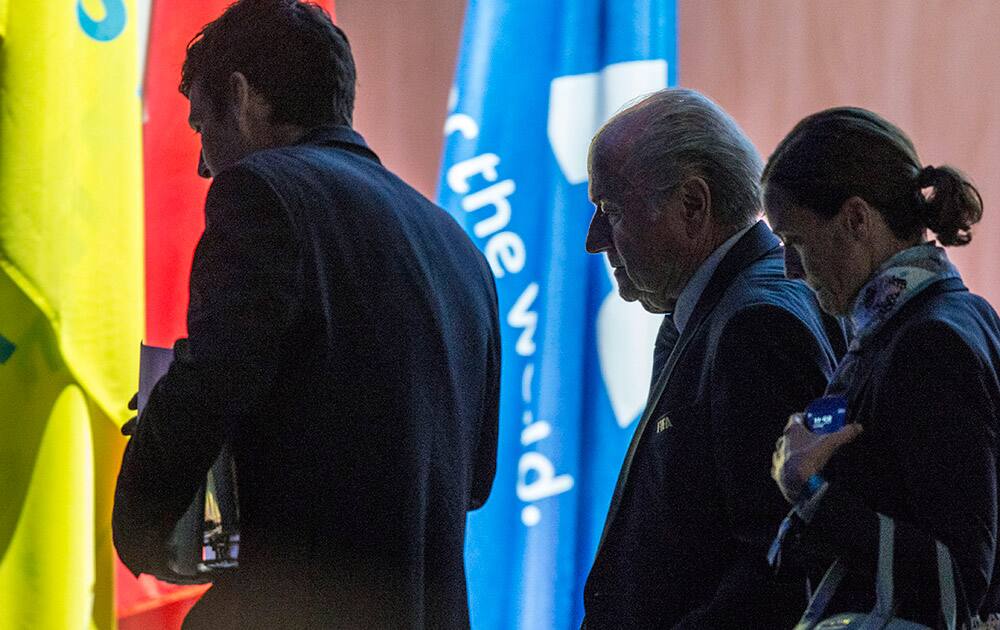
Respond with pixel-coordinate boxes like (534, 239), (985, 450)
(804, 395), (848, 434)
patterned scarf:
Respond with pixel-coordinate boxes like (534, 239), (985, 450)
(847, 242), (960, 352)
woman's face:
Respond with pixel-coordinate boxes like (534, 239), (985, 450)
(765, 192), (871, 316)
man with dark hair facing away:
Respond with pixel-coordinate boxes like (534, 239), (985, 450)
(112, 2), (500, 628)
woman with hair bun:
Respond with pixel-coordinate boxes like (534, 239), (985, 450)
(766, 106), (1000, 628)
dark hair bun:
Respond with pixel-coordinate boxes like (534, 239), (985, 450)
(918, 165), (983, 246)
(764, 107), (984, 247)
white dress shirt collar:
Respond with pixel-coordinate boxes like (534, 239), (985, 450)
(672, 223), (755, 335)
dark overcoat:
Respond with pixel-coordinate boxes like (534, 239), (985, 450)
(583, 221), (845, 628)
(114, 126), (500, 630)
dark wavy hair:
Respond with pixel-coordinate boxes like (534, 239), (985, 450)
(762, 107), (982, 246)
(180, 0), (356, 129)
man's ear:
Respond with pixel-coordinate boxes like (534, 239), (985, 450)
(680, 176), (711, 238)
(839, 196), (875, 241)
(229, 71), (270, 139)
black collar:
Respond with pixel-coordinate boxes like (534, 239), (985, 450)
(295, 125), (381, 164)
(682, 220), (781, 333)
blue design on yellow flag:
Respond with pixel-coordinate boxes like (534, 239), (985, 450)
(0, 0), (143, 627)
(439, 1), (677, 627)
(78, 0), (128, 42)
(0, 334), (14, 363)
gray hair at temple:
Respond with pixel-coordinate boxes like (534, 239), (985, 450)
(593, 88), (764, 227)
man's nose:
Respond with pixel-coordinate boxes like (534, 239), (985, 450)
(586, 212), (611, 254)
(784, 245), (806, 280)
(197, 152), (212, 179)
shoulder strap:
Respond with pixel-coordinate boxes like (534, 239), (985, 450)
(937, 541), (957, 630)
(795, 559), (848, 630)
(794, 513), (959, 630)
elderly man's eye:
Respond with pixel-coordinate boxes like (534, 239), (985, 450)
(599, 200), (623, 220)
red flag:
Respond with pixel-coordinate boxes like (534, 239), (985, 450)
(119, 1), (336, 627)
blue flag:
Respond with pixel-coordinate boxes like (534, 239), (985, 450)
(438, 2), (678, 628)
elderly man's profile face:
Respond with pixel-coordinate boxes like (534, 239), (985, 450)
(585, 137), (696, 314)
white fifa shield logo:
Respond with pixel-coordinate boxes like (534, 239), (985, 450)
(547, 59), (668, 429)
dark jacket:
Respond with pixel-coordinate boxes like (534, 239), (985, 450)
(583, 221), (845, 629)
(113, 126), (501, 629)
(789, 277), (1000, 626)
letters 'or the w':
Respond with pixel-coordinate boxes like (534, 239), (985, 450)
(438, 1), (677, 627)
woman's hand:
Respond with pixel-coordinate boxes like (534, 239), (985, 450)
(771, 413), (863, 503)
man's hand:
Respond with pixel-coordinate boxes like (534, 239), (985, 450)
(121, 393), (138, 436)
(771, 413), (863, 503)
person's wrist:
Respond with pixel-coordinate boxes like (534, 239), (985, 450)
(793, 473), (829, 523)
(800, 472), (825, 500)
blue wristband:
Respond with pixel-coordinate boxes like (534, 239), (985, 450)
(794, 473), (829, 524)
(802, 473), (826, 500)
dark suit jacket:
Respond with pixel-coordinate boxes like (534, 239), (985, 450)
(790, 277), (1000, 625)
(583, 221), (845, 629)
(113, 126), (501, 629)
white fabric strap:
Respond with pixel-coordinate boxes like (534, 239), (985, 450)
(850, 514), (896, 630)
(872, 514), (896, 616)
(794, 512), (961, 630)
(794, 559), (848, 630)
(937, 540), (957, 630)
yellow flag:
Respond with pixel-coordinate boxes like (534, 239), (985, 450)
(0, 0), (143, 627)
